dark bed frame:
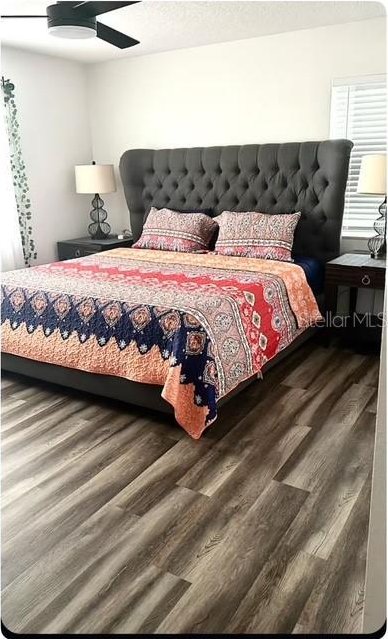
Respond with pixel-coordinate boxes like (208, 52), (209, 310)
(2, 140), (353, 416)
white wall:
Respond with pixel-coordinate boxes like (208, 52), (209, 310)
(87, 17), (386, 230)
(2, 18), (386, 249)
(363, 286), (386, 633)
(1, 47), (93, 264)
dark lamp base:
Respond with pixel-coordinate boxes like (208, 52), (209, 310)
(88, 193), (111, 239)
(367, 196), (386, 261)
(90, 227), (110, 240)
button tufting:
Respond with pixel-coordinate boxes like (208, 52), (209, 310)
(122, 142), (348, 264)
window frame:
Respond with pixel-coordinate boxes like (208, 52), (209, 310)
(329, 73), (387, 239)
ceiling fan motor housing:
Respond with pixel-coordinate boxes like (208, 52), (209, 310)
(47, 3), (97, 33)
(2, 2), (140, 47)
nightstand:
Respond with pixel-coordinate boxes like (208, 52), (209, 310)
(57, 236), (133, 261)
(325, 252), (386, 351)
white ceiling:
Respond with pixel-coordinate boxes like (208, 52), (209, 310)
(0, 1), (384, 64)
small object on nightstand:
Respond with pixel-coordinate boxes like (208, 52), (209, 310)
(325, 253), (386, 352)
(57, 236), (133, 261)
(75, 162), (116, 240)
(357, 154), (387, 259)
(117, 229), (132, 240)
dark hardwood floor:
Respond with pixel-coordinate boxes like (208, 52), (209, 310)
(1, 339), (379, 634)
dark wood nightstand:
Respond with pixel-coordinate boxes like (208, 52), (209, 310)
(325, 252), (386, 351)
(57, 236), (133, 261)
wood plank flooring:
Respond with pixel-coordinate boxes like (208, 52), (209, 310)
(1, 339), (379, 634)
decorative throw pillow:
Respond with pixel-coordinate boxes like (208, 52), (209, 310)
(215, 210), (301, 262)
(133, 206), (218, 253)
(143, 206), (213, 223)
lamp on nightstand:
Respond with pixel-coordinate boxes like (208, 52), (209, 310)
(75, 162), (116, 239)
(357, 154), (387, 259)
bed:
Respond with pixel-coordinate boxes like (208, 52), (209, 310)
(1, 140), (352, 438)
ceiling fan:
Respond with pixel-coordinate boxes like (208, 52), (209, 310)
(0, 1), (140, 49)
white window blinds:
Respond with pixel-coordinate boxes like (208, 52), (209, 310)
(330, 74), (387, 238)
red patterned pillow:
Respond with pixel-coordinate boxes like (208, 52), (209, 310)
(133, 207), (218, 253)
(215, 210), (301, 262)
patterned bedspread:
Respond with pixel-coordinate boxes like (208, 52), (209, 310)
(1, 249), (322, 438)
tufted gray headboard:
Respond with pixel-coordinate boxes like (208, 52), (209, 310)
(119, 140), (353, 262)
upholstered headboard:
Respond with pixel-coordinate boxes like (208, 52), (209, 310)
(119, 140), (353, 262)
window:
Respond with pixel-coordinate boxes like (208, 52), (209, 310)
(330, 74), (386, 238)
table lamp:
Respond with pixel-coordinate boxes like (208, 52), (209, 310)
(75, 162), (116, 239)
(357, 154), (387, 259)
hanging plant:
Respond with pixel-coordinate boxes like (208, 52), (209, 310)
(2, 76), (37, 266)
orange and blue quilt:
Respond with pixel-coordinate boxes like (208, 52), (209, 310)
(1, 249), (322, 438)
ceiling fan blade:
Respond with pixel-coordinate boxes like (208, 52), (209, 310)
(74, 2), (139, 18)
(96, 21), (139, 49)
(0, 15), (46, 18)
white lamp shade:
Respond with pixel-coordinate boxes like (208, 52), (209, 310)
(75, 164), (116, 194)
(357, 154), (386, 195)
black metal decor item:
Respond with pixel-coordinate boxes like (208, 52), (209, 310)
(368, 196), (387, 259)
(88, 193), (111, 239)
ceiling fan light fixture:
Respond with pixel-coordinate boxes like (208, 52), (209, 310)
(48, 24), (96, 39)
(2, 2), (140, 49)
(46, 3), (97, 40)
